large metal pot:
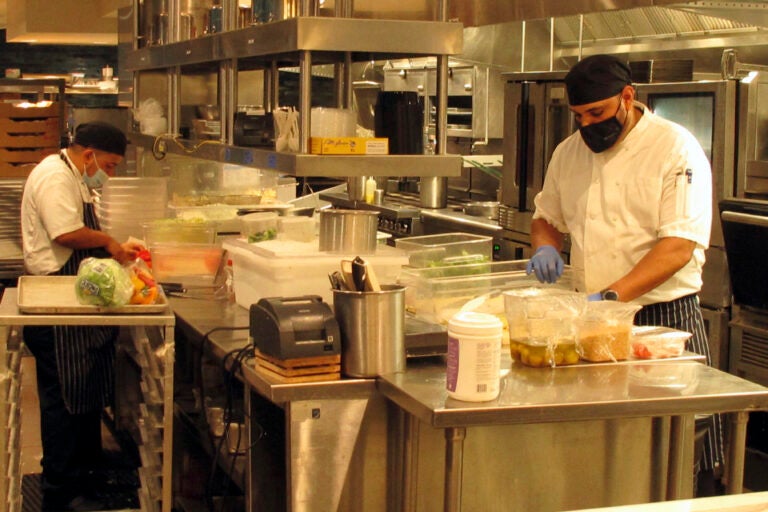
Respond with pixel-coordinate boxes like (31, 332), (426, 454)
(463, 201), (500, 220)
(319, 209), (379, 254)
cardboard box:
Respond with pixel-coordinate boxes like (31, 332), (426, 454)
(0, 101), (61, 119)
(0, 161), (37, 178)
(0, 147), (57, 164)
(0, 131), (60, 148)
(0, 117), (59, 135)
(310, 137), (389, 155)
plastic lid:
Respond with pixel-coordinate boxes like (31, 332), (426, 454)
(448, 311), (503, 336)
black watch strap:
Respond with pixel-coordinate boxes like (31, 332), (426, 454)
(600, 289), (619, 301)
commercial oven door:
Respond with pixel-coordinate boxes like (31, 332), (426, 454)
(720, 198), (768, 311)
(501, 74), (573, 212)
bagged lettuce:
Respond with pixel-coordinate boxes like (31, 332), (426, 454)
(75, 257), (134, 307)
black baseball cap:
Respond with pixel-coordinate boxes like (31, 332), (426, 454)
(73, 122), (128, 157)
(565, 54), (632, 106)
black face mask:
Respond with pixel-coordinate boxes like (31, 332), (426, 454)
(578, 97), (625, 153)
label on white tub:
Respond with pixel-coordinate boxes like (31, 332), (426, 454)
(446, 335), (501, 402)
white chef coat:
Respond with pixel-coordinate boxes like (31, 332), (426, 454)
(21, 151), (93, 275)
(532, 103), (712, 305)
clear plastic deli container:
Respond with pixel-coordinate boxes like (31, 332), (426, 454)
(631, 326), (692, 359)
(395, 232), (492, 268)
(398, 260), (573, 327)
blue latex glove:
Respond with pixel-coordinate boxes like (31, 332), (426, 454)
(526, 245), (564, 284)
(587, 292), (602, 301)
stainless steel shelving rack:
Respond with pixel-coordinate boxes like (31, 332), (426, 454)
(0, 290), (176, 512)
(121, 6), (465, 178)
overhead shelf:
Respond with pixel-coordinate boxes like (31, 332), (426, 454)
(124, 17), (464, 71)
(130, 132), (462, 177)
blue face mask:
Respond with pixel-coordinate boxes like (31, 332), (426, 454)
(82, 156), (109, 189)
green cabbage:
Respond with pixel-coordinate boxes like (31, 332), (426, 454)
(75, 257), (134, 307)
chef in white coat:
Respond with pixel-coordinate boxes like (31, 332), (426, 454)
(526, 54), (724, 495)
(21, 122), (142, 511)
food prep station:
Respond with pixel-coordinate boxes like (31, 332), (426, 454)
(5, 1), (768, 512)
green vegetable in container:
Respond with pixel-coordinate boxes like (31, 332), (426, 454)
(248, 228), (277, 243)
(74, 257), (135, 307)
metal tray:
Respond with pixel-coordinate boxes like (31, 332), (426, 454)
(17, 275), (169, 314)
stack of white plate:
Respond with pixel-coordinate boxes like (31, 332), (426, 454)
(0, 179), (25, 279)
(98, 177), (169, 242)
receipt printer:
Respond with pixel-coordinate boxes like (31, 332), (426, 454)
(249, 295), (340, 360)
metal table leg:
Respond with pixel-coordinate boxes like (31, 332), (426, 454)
(726, 411), (749, 494)
(667, 415), (695, 500)
(444, 427), (466, 512)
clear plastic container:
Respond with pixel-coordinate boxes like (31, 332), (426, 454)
(142, 219), (217, 245)
(277, 216), (315, 242)
(576, 302), (643, 362)
(504, 288), (586, 367)
(149, 243), (225, 285)
(631, 326), (692, 359)
(240, 212), (278, 242)
(395, 232), (492, 268)
(398, 260), (573, 326)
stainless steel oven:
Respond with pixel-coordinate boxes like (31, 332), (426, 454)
(720, 198), (768, 385)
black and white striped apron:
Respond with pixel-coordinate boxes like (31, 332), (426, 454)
(634, 294), (724, 473)
(51, 153), (117, 414)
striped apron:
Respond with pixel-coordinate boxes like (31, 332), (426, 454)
(634, 294), (724, 473)
(50, 153), (117, 414)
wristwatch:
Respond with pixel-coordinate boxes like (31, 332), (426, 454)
(600, 289), (620, 301)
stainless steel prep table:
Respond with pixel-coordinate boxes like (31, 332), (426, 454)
(378, 356), (768, 512)
(170, 297), (385, 512)
(0, 287), (176, 512)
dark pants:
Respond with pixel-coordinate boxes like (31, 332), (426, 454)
(23, 325), (103, 503)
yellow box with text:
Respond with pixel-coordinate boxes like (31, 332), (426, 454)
(309, 137), (389, 155)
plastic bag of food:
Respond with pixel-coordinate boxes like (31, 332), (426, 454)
(75, 257), (134, 307)
(576, 302), (642, 362)
(126, 258), (159, 305)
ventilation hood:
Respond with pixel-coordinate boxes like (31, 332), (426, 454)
(450, 0), (768, 74)
(6, 0), (124, 45)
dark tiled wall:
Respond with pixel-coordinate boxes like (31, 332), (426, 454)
(0, 29), (119, 107)
(0, 29), (117, 79)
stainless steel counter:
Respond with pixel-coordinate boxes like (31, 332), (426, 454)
(169, 296), (768, 512)
(169, 297), (382, 512)
(379, 356), (768, 512)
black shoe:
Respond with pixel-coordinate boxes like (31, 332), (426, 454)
(42, 493), (106, 512)
(67, 495), (108, 512)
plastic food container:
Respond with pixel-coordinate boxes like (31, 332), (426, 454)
(398, 260), (573, 327)
(631, 326), (692, 359)
(143, 219), (217, 245)
(149, 243), (225, 285)
(223, 238), (408, 307)
(395, 232), (492, 268)
(576, 302), (642, 362)
(240, 212), (278, 242)
(277, 216), (315, 242)
(504, 288), (586, 367)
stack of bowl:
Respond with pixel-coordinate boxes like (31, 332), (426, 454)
(98, 178), (169, 242)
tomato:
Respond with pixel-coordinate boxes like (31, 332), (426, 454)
(137, 249), (152, 267)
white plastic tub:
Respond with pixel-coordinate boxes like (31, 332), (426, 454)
(223, 238), (408, 308)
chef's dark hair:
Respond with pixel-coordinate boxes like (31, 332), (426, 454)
(73, 121), (127, 157)
(565, 54), (632, 106)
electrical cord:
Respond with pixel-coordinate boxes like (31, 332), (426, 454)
(193, 326), (249, 509)
(202, 337), (266, 509)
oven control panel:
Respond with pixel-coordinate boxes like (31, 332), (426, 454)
(377, 216), (419, 237)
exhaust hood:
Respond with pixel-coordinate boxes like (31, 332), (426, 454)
(451, 0), (768, 75)
(6, 0), (123, 45)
